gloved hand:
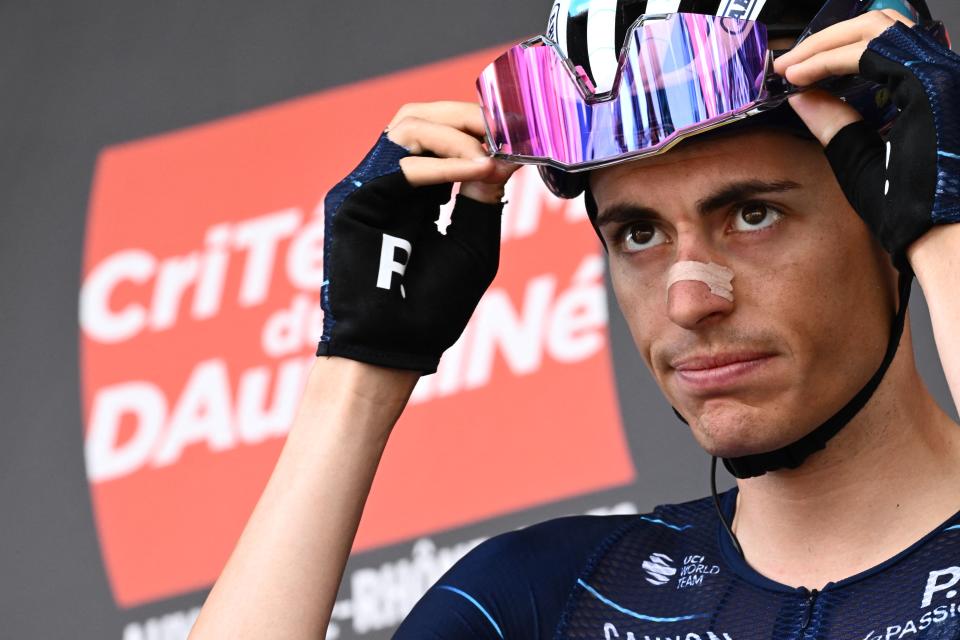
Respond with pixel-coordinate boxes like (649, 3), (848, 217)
(822, 21), (960, 265)
(775, 10), (960, 267)
(317, 104), (514, 374)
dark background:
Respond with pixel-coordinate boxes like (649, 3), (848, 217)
(2, 2), (958, 637)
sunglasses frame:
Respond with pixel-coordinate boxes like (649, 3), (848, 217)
(478, 12), (798, 173)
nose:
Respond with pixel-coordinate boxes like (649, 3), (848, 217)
(667, 280), (734, 329)
(666, 258), (735, 330)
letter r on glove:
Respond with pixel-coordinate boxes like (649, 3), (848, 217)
(377, 234), (412, 298)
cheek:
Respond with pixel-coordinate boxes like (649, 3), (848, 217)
(609, 258), (663, 352)
(751, 217), (887, 373)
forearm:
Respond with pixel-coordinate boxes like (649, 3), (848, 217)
(190, 357), (418, 640)
(910, 224), (960, 412)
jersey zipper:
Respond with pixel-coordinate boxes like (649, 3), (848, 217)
(800, 588), (820, 637)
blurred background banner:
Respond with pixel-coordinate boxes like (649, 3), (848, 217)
(80, 48), (632, 608)
(2, 2), (958, 638)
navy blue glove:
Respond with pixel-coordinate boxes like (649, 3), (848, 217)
(825, 22), (960, 265)
(316, 134), (503, 374)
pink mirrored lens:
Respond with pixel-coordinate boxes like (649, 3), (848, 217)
(477, 13), (768, 170)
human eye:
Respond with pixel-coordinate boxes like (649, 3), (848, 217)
(619, 221), (668, 253)
(730, 201), (784, 233)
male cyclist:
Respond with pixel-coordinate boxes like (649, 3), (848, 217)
(190, 0), (960, 638)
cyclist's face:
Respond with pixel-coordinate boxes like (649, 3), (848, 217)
(590, 129), (897, 459)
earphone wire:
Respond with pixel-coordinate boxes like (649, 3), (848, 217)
(711, 456), (745, 559)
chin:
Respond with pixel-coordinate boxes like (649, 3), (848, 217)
(686, 398), (801, 459)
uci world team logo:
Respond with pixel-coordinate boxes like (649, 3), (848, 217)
(642, 552), (721, 589)
(642, 553), (677, 586)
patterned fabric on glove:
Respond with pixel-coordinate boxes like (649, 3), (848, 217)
(825, 22), (960, 265)
(317, 133), (503, 374)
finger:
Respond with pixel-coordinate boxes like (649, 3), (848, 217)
(388, 101), (488, 139)
(399, 155), (499, 187)
(787, 90), (863, 147)
(461, 162), (521, 204)
(774, 10), (910, 74)
(477, 159), (521, 185)
(389, 117), (489, 160)
(782, 41), (869, 86)
(878, 7), (917, 28)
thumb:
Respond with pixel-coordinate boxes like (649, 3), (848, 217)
(787, 90), (863, 147)
(814, 106), (888, 248)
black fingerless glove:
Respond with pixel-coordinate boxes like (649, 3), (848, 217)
(317, 133), (504, 374)
(825, 22), (960, 266)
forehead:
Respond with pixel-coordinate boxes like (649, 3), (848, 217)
(589, 129), (826, 208)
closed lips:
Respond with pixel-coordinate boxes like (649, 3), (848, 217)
(671, 353), (774, 371)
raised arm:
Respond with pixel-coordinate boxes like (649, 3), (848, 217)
(190, 358), (416, 638)
(189, 101), (516, 639)
(910, 225), (960, 412)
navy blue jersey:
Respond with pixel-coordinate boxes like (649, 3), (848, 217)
(395, 490), (960, 639)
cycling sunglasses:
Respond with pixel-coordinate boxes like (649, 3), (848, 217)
(474, 0), (944, 174)
(475, 12), (794, 173)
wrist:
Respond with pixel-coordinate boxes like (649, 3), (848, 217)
(907, 224), (960, 287)
(295, 357), (419, 441)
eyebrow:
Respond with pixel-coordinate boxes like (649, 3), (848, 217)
(595, 179), (803, 228)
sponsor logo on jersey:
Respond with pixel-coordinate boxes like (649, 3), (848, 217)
(642, 553), (676, 586)
(604, 623), (733, 640)
(642, 552), (720, 589)
(857, 565), (960, 639)
(922, 566), (960, 608)
(676, 554), (721, 589)
(860, 604), (960, 640)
